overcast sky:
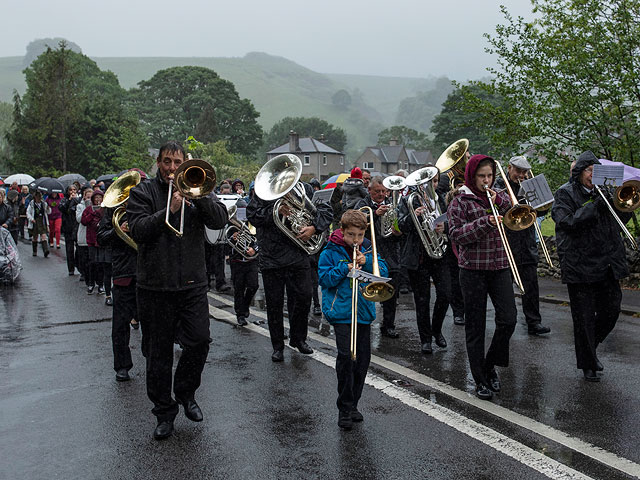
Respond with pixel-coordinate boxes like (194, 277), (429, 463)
(3, 0), (535, 80)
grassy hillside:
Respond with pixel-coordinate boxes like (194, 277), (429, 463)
(0, 52), (441, 161)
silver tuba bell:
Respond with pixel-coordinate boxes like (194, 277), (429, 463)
(405, 166), (447, 259)
(254, 154), (325, 255)
(381, 175), (406, 237)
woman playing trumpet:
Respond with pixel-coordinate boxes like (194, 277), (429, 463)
(447, 155), (517, 401)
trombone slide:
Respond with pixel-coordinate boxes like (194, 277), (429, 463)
(350, 244), (359, 361)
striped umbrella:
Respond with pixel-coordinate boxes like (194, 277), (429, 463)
(321, 173), (350, 189)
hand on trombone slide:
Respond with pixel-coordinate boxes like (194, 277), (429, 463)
(169, 191), (189, 213)
(348, 250), (366, 271)
(489, 215), (503, 227)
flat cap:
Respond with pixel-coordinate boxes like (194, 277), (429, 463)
(509, 155), (532, 170)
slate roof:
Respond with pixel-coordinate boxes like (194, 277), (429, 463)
(267, 137), (343, 155)
(365, 145), (432, 165)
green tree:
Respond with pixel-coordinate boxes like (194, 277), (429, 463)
(185, 136), (261, 183)
(377, 126), (431, 150)
(128, 66), (263, 156)
(263, 116), (347, 153)
(8, 42), (149, 178)
(0, 101), (12, 170)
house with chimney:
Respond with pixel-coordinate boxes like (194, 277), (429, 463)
(266, 131), (346, 180)
(355, 139), (434, 175)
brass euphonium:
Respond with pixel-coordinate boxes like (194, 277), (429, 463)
(223, 204), (258, 260)
(165, 156), (216, 237)
(101, 170), (141, 251)
(381, 175), (405, 237)
(254, 154), (325, 254)
(405, 166), (447, 259)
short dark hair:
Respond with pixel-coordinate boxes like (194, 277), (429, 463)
(157, 141), (185, 161)
(341, 209), (368, 231)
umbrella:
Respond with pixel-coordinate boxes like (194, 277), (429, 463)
(3, 173), (35, 185)
(96, 173), (117, 183)
(58, 173), (87, 189)
(322, 173), (350, 189)
(35, 177), (65, 195)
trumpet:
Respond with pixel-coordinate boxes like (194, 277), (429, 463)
(381, 175), (405, 237)
(224, 204), (258, 260)
(165, 157), (216, 237)
(405, 166), (447, 259)
(485, 185), (525, 294)
(101, 170), (141, 251)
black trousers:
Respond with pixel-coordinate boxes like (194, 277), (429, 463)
(262, 265), (312, 351)
(206, 243), (227, 289)
(112, 280), (137, 371)
(334, 323), (371, 413)
(408, 259), (451, 343)
(518, 263), (542, 326)
(566, 270), (621, 370)
(380, 271), (400, 330)
(87, 246), (104, 289)
(64, 233), (76, 274)
(460, 268), (517, 385)
(230, 261), (259, 318)
(309, 254), (320, 307)
(137, 286), (211, 421)
(76, 245), (88, 279)
(446, 249), (464, 318)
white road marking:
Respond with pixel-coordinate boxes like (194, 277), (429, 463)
(208, 303), (593, 480)
(209, 292), (640, 479)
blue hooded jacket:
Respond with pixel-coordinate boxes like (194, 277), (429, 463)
(318, 229), (388, 325)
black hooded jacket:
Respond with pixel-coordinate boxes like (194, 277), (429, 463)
(551, 152), (632, 283)
(246, 182), (332, 270)
(97, 206), (137, 279)
(126, 175), (228, 290)
(59, 195), (80, 237)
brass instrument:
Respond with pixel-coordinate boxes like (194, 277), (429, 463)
(381, 175), (406, 237)
(405, 166), (447, 259)
(350, 244), (360, 360)
(494, 160), (536, 232)
(223, 204), (258, 260)
(485, 185), (525, 294)
(612, 179), (640, 212)
(254, 154), (325, 254)
(101, 170), (141, 251)
(358, 206), (395, 302)
(436, 139), (469, 182)
(165, 157), (216, 237)
(595, 185), (638, 250)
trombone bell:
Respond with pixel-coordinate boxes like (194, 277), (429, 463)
(503, 204), (537, 231)
(614, 180), (640, 212)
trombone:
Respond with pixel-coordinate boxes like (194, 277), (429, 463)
(595, 184), (638, 250)
(519, 168), (553, 267)
(165, 157), (216, 237)
(494, 160), (537, 232)
(350, 244), (360, 361)
(101, 170), (141, 251)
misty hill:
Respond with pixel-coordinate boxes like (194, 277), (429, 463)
(0, 52), (449, 157)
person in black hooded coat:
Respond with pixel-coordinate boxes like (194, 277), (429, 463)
(551, 150), (632, 382)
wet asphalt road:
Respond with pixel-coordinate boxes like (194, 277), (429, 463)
(1, 240), (640, 480)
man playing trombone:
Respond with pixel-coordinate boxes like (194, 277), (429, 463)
(447, 155), (518, 400)
(494, 156), (551, 336)
(127, 141), (228, 440)
(551, 151), (633, 382)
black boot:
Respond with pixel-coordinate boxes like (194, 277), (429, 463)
(32, 242), (38, 256)
(41, 241), (50, 258)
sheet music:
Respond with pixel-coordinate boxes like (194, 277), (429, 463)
(592, 164), (624, 187)
(312, 188), (334, 204)
(519, 174), (554, 210)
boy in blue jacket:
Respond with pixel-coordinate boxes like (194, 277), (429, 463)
(319, 209), (388, 430)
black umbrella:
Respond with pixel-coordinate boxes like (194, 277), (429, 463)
(96, 173), (117, 183)
(58, 173), (87, 189)
(35, 177), (65, 195)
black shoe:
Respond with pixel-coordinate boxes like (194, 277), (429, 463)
(399, 287), (409, 295)
(272, 350), (284, 362)
(528, 323), (551, 335)
(338, 411), (353, 430)
(454, 316), (465, 326)
(97, 286), (105, 295)
(87, 286), (95, 295)
(312, 305), (322, 316)
(475, 383), (493, 400)
(217, 284), (231, 293)
(115, 368), (130, 382)
(583, 369), (600, 382)
(421, 342), (433, 354)
(380, 327), (399, 339)
(351, 409), (364, 422)
(290, 341), (313, 354)
(237, 316), (248, 326)
(434, 333), (447, 348)
(79, 275), (85, 282)
(178, 398), (203, 422)
(153, 420), (174, 440)
(485, 368), (501, 392)
(68, 272), (75, 276)
(105, 296), (113, 306)
(595, 359), (604, 372)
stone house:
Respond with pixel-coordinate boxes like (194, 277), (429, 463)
(355, 139), (434, 175)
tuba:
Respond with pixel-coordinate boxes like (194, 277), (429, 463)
(436, 139), (469, 182)
(102, 170), (141, 251)
(405, 166), (447, 259)
(381, 175), (406, 237)
(254, 154), (325, 255)
(223, 204), (258, 260)
(165, 157), (216, 237)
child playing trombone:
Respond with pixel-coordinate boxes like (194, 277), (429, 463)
(318, 209), (388, 430)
